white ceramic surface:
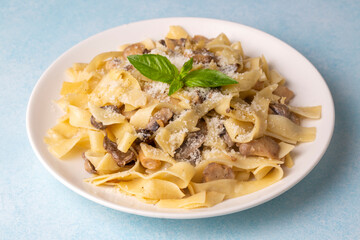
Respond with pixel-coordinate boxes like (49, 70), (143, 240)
(26, 17), (335, 219)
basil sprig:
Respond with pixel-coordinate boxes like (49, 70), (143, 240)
(127, 54), (238, 95)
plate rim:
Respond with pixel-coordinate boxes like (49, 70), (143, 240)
(26, 17), (335, 219)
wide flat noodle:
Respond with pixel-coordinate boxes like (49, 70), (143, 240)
(44, 120), (89, 158)
(88, 130), (105, 153)
(206, 33), (231, 48)
(156, 191), (225, 209)
(264, 130), (297, 144)
(269, 70), (285, 85)
(108, 122), (137, 153)
(67, 105), (94, 129)
(166, 26), (189, 39)
(90, 69), (146, 107)
(267, 114), (316, 142)
(140, 143), (176, 165)
(284, 154), (294, 168)
(57, 93), (89, 110)
(278, 142), (295, 159)
(130, 102), (158, 128)
(117, 178), (185, 200)
(88, 161), (195, 188)
(45, 134), (83, 158)
(88, 102), (126, 125)
(95, 153), (123, 174)
(221, 70), (261, 94)
(60, 81), (89, 95)
(288, 105), (322, 119)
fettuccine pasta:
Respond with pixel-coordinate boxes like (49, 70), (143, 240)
(44, 26), (321, 209)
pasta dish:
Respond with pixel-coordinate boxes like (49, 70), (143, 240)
(44, 26), (321, 209)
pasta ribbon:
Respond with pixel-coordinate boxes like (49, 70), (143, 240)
(90, 69), (146, 107)
(157, 191), (225, 209)
(267, 114), (316, 142)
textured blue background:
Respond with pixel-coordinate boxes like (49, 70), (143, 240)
(1, 0), (359, 239)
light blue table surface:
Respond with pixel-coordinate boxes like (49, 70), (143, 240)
(1, 0), (359, 239)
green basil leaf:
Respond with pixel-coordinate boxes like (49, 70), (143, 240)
(179, 58), (193, 79)
(168, 77), (184, 96)
(127, 54), (178, 84)
(183, 69), (238, 87)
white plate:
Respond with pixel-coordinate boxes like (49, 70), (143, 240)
(26, 17), (335, 219)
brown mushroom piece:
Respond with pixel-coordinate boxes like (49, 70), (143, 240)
(103, 135), (136, 167)
(122, 43), (147, 59)
(203, 162), (235, 182)
(90, 115), (106, 130)
(174, 119), (207, 163)
(273, 85), (295, 104)
(136, 129), (153, 144)
(237, 136), (280, 159)
(82, 152), (97, 174)
(191, 89), (208, 105)
(219, 125), (235, 148)
(138, 149), (161, 170)
(192, 49), (216, 64)
(136, 108), (173, 143)
(165, 38), (187, 51)
(159, 39), (166, 46)
(269, 103), (300, 125)
(146, 108), (173, 132)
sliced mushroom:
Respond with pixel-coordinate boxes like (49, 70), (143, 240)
(136, 128), (153, 144)
(138, 149), (161, 170)
(174, 119), (207, 163)
(203, 162), (235, 182)
(143, 49), (151, 54)
(90, 115), (106, 130)
(82, 152), (97, 174)
(219, 63), (240, 75)
(136, 108), (173, 144)
(183, 48), (216, 64)
(103, 135), (135, 167)
(269, 103), (300, 125)
(165, 38), (187, 51)
(123, 43), (147, 58)
(237, 136), (280, 159)
(191, 89), (208, 105)
(273, 85), (294, 104)
(146, 108), (173, 132)
(159, 39), (166, 46)
(219, 125), (235, 148)
(192, 49), (216, 64)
